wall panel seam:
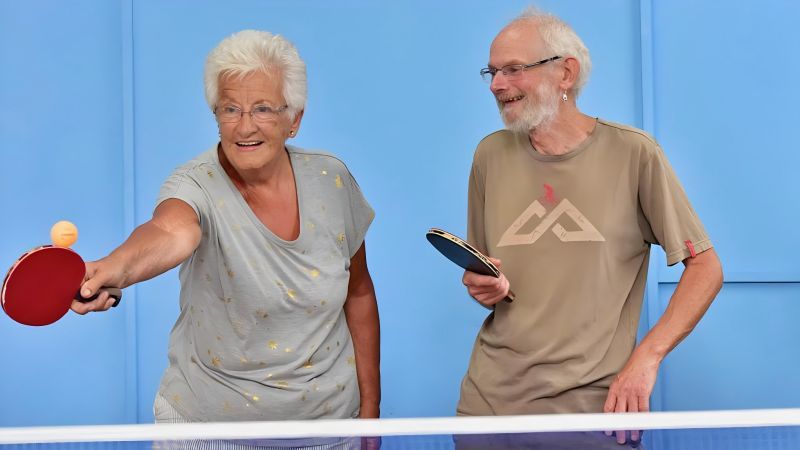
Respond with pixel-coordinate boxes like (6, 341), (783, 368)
(638, 0), (664, 412)
(121, 0), (139, 424)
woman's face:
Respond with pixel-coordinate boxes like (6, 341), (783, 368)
(215, 70), (302, 174)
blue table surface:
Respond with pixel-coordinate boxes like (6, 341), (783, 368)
(1, 426), (799, 449)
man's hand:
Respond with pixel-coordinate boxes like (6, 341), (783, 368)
(462, 257), (510, 308)
(602, 248), (722, 445)
(603, 352), (660, 445)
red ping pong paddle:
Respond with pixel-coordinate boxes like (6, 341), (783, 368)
(426, 228), (515, 303)
(1, 245), (122, 326)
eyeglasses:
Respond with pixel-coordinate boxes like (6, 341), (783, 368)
(479, 56), (562, 83)
(214, 104), (289, 123)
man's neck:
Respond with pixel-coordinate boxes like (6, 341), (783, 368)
(528, 107), (596, 156)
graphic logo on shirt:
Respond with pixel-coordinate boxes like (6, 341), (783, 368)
(497, 186), (605, 247)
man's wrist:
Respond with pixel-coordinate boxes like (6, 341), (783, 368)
(632, 341), (667, 365)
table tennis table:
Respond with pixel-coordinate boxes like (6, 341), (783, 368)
(0, 408), (798, 449)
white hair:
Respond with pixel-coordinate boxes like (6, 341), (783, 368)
(501, 81), (560, 133)
(204, 30), (307, 119)
(510, 7), (592, 97)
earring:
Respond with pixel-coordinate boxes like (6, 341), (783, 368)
(562, 92), (568, 102)
(289, 130), (295, 137)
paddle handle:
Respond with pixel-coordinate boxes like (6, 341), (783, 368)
(75, 287), (123, 308)
(504, 289), (515, 303)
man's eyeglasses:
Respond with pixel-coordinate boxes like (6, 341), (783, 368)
(479, 56), (562, 83)
(214, 104), (289, 123)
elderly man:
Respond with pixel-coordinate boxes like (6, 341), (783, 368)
(458, 8), (723, 446)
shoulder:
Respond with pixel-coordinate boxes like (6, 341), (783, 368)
(474, 129), (517, 164)
(168, 146), (220, 180)
(157, 146), (221, 213)
(595, 119), (664, 162)
(597, 119), (659, 148)
(287, 145), (354, 175)
(476, 129), (516, 152)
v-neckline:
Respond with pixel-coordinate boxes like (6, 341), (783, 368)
(214, 145), (305, 247)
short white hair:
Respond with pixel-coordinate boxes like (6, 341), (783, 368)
(510, 7), (592, 97)
(204, 30), (307, 119)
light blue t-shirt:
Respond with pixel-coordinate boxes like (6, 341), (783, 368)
(155, 145), (374, 422)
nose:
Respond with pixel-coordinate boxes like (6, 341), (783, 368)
(490, 71), (508, 95)
(235, 111), (258, 134)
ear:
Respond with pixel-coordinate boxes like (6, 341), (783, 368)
(289, 109), (305, 137)
(559, 57), (580, 92)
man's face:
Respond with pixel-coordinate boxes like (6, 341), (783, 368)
(488, 24), (561, 132)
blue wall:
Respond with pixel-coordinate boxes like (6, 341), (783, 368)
(0, 0), (798, 426)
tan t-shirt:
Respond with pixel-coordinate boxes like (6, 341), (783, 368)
(457, 119), (711, 415)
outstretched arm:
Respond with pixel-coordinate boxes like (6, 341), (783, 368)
(604, 248), (723, 443)
(71, 198), (202, 313)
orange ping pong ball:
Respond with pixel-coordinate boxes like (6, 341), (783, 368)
(50, 220), (78, 248)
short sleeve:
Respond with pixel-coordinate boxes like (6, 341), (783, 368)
(343, 170), (374, 259)
(466, 159), (488, 255)
(156, 170), (208, 224)
(638, 145), (712, 266)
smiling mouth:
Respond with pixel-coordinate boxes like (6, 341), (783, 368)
(499, 94), (526, 106)
(236, 141), (263, 149)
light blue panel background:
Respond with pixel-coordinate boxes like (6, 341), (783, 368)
(0, 0), (797, 427)
(646, 0), (800, 412)
(651, 1), (800, 282)
(657, 283), (800, 410)
(0, 1), (129, 425)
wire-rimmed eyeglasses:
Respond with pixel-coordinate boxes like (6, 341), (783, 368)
(479, 56), (562, 83)
(214, 104), (289, 123)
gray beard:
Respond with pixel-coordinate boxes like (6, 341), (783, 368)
(499, 83), (560, 133)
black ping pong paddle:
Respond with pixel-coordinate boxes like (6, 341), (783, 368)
(426, 228), (515, 303)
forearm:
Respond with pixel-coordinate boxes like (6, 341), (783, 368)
(344, 290), (381, 416)
(99, 200), (201, 288)
(604, 250), (722, 420)
(102, 221), (194, 287)
(635, 249), (723, 362)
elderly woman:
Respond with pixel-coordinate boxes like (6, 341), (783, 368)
(71, 30), (380, 424)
